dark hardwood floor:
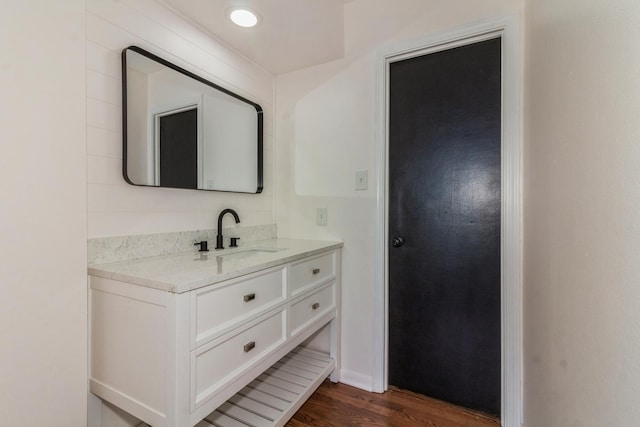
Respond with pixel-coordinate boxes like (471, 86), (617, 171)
(287, 381), (500, 427)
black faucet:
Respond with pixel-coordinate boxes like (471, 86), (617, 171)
(216, 208), (240, 250)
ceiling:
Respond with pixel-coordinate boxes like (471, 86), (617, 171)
(164, 0), (352, 75)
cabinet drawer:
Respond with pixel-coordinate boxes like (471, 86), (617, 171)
(194, 267), (286, 347)
(288, 251), (335, 296)
(193, 309), (286, 409)
(290, 283), (336, 337)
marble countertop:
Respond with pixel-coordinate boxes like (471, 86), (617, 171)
(88, 238), (343, 293)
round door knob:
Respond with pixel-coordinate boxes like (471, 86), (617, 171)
(391, 235), (405, 248)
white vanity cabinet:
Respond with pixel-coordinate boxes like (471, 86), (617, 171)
(89, 245), (341, 427)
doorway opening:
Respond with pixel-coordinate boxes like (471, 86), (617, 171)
(388, 36), (502, 415)
(154, 105), (199, 189)
(373, 18), (522, 427)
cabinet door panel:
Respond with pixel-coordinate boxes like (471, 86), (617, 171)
(290, 283), (336, 336)
(288, 252), (335, 296)
(194, 267), (285, 348)
(193, 309), (286, 408)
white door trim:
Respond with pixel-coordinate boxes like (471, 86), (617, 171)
(372, 16), (523, 426)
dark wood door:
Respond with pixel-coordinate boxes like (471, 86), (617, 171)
(159, 107), (198, 189)
(388, 37), (502, 416)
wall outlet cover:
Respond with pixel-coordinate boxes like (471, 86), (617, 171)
(316, 208), (328, 226)
(355, 170), (368, 191)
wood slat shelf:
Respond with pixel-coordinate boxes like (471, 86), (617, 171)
(196, 347), (335, 427)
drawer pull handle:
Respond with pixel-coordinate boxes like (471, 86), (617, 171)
(312, 302), (320, 310)
(243, 341), (256, 353)
(243, 293), (256, 302)
(312, 268), (320, 275)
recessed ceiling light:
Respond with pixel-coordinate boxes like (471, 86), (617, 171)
(228, 8), (260, 28)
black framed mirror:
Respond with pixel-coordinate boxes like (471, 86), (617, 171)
(122, 46), (263, 193)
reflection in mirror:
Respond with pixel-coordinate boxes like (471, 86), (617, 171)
(122, 46), (263, 193)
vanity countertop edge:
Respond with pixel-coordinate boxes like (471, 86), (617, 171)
(88, 238), (343, 293)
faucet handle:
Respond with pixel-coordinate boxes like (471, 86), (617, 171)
(230, 237), (240, 248)
(194, 241), (209, 252)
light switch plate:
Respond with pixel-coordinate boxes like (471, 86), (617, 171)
(355, 170), (368, 191)
(316, 208), (328, 226)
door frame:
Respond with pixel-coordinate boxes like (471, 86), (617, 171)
(373, 16), (523, 426)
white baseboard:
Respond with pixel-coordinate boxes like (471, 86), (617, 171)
(338, 369), (374, 392)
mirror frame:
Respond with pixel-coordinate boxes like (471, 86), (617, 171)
(121, 46), (263, 193)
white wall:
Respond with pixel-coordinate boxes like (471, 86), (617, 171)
(524, 0), (640, 425)
(0, 1), (87, 426)
(275, 0), (524, 390)
(87, 0), (275, 239)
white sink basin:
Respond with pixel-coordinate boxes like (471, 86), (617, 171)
(217, 247), (284, 260)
